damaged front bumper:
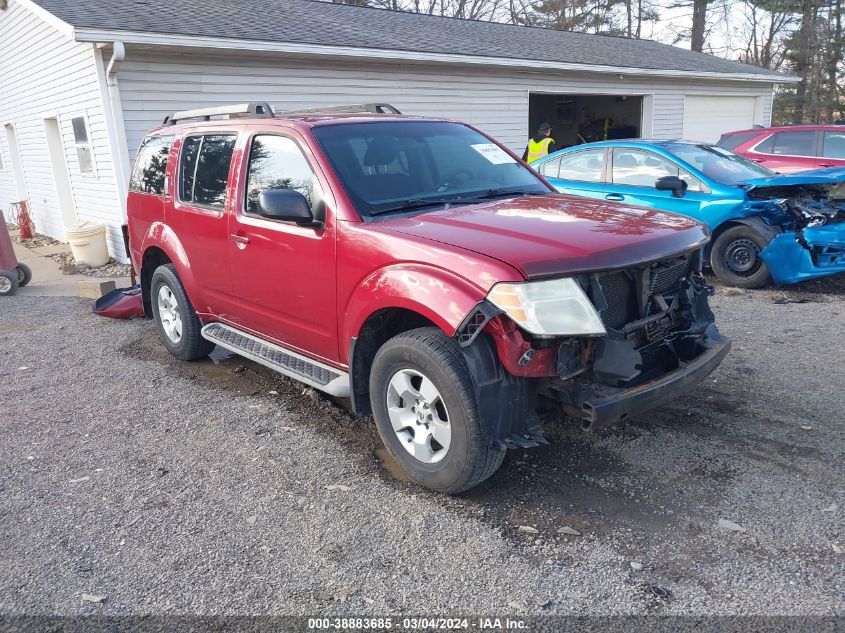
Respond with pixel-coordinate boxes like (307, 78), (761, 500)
(567, 327), (731, 430)
(761, 223), (845, 285)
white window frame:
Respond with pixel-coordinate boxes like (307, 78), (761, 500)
(68, 111), (98, 177)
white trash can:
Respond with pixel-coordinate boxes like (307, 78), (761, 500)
(66, 221), (110, 267)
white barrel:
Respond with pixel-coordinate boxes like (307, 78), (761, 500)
(65, 221), (110, 267)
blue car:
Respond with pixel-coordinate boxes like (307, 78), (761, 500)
(532, 140), (845, 288)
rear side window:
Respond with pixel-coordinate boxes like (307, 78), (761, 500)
(179, 134), (236, 207)
(822, 131), (845, 159)
(558, 149), (605, 183)
(129, 136), (173, 195)
(756, 131), (816, 156)
(716, 132), (759, 150)
(245, 135), (323, 216)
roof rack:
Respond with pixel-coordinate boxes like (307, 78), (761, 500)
(281, 103), (402, 116)
(163, 102), (274, 125)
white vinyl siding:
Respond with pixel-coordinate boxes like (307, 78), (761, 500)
(116, 51), (775, 161)
(0, 0), (123, 255)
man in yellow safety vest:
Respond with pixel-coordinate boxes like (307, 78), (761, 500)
(522, 122), (556, 163)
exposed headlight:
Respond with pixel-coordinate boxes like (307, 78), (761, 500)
(487, 278), (607, 336)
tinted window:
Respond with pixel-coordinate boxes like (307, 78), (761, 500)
(311, 121), (547, 218)
(179, 135), (236, 207)
(193, 136), (236, 206)
(613, 149), (677, 187)
(539, 157), (561, 179)
(717, 132), (759, 150)
(822, 131), (845, 159)
(245, 135), (323, 216)
(764, 131), (816, 156)
(179, 136), (201, 201)
(558, 149), (605, 183)
(129, 136), (172, 195)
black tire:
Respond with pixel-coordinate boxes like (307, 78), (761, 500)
(16, 263), (32, 287)
(0, 270), (19, 296)
(710, 225), (773, 289)
(369, 327), (506, 494)
(149, 263), (214, 360)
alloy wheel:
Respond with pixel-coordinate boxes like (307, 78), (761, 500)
(157, 285), (183, 343)
(386, 368), (451, 464)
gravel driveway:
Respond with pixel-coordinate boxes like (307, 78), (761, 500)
(0, 280), (842, 617)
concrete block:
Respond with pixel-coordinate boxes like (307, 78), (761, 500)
(76, 279), (115, 300)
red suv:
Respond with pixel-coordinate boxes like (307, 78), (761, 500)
(127, 102), (730, 493)
(718, 124), (845, 173)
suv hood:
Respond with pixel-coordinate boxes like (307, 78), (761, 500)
(374, 194), (709, 279)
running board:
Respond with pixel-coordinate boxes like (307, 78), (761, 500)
(201, 323), (350, 398)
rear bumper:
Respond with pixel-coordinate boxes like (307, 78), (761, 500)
(577, 333), (731, 429)
(761, 225), (845, 284)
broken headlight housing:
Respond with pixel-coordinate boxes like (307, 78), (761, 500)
(487, 278), (607, 337)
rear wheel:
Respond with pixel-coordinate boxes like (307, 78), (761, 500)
(150, 264), (214, 360)
(0, 270), (19, 296)
(369, 327), (506, 494)
(711, 225), (773, 289)
(16, 263), (32, 287)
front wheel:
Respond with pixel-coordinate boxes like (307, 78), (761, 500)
(369, 327), (505, 494)
(710, 225), (773, 289)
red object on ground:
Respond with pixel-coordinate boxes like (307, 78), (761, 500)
(93, 286), (144, 319)
(14, 201), (35, 239)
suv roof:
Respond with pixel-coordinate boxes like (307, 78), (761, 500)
(145, 102), (440, 137)
(723, 123), (845, 135)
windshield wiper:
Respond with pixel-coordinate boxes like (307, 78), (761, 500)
(368, 188), (541, 217)
(369, 198), (457, 217)
(464, 187), (540, 201)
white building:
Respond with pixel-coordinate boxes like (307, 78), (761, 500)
(0, 0), (794, 259)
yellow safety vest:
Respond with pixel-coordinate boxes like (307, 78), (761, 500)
(526, 137), (554, 163)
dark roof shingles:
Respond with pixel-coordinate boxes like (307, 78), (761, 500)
(32, 0), (784, 77)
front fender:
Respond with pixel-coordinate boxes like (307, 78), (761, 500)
(141, 222), (202, 306)
(343, 264), (487, 351)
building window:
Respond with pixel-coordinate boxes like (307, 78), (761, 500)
(71, 116), (95, 174)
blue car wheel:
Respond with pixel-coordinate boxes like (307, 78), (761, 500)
(711, 225), (772, 289)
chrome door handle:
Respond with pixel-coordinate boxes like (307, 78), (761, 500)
(229, 233), (250, 247)
(605, 193), (624, 201)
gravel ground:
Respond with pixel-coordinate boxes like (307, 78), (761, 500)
(0, 282), (842, 617)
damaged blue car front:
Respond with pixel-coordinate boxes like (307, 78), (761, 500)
(534, 141), (845, 288)
(742, 168), (845, 285)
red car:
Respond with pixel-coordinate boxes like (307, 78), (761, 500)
(718, 124), (845, 173)
(127, 102), (730, 493)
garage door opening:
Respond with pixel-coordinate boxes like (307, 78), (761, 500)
(528, 93), (643, 149)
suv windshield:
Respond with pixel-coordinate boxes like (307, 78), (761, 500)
(667, 143), (774, 186)
(312, 121), (549, 218)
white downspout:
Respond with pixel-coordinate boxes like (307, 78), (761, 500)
(93, 41), (132, 261)
(105, 41), (130, 215)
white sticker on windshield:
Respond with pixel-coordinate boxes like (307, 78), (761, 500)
(471, 143), (516, 165)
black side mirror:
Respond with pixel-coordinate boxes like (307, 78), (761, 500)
(655, 176), (688, 198)
(258, 189), (319, 227)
